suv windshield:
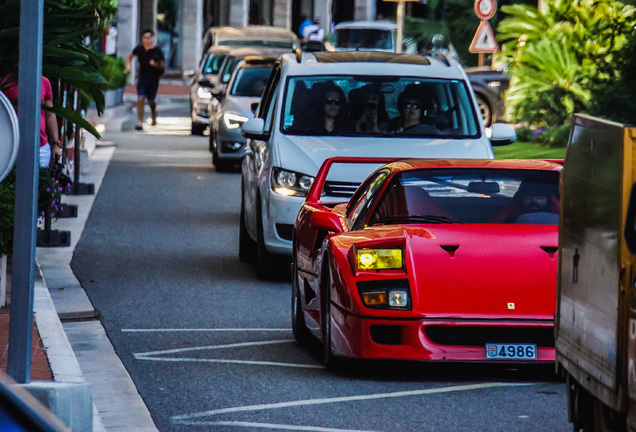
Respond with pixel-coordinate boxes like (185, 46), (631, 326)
(282, 76), (480, 138)
(335, 29), (394, 51)
(231, 66), (273, 97)
(218, 39), (294, 49)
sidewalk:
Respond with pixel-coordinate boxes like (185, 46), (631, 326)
(0, 76), (189, 430)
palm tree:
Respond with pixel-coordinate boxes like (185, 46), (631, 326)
(497, 0), (636, 126)
(0, 0), (110, 137)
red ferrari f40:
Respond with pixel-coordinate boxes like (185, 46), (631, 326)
(291, 157), (562, 368)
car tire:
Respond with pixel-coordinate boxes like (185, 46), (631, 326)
(191, 122), (206, 136)
(291, 254), (311, 345)
(214, 158), (233, 173)
(209, 128), (215, 152)
(239, 189), (257, 262)
(256, 200), (277, 279)
(476, 94), (493, 128)
(321, 263), (341, 370)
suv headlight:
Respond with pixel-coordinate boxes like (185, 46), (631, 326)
(271, 167), (314, 197)
(197, 87), (211, 98)
(223, 113), (249, 130)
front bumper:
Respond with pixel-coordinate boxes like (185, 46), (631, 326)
(262, 191), (304, 255)
(330, 306), (555, 363)
(216, 126), (247, 161)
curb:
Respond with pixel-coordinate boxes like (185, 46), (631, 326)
(33, 103), (159, 432)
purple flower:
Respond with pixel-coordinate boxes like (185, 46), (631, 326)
(533, 127), (547, 138)
(50, 200), (55, 206)
(40, 211), (45, 217)
(46, 187), (50, 192)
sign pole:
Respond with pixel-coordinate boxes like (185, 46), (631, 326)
(396, 0), (405, 53)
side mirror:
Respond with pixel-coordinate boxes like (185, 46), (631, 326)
(210, 87), (224, 99)
(241, 118), (268, 140)
(490, 123), (516, 146)
(250, 101), (260, 115)
(310, 210), (343, 233)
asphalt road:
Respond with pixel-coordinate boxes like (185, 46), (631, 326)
(71, 103), (571, 432)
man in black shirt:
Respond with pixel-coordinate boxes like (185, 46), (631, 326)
(126, 29), (165, 130)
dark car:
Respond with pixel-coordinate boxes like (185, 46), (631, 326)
(465, 67), (510, 128)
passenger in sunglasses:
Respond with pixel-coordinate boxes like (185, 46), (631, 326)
(389, 84), (438, 134)
(310, 82), (350, 134)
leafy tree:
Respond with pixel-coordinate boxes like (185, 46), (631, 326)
(587, 32), (636, 124)
(497, 0), (636, 127)
(0, 0), (111, 137)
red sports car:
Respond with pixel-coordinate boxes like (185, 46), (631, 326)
(291, 157), (562, 368)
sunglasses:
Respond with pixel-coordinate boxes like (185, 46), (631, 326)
(324, 98), (342, 106)
(403, 102), (421, 109)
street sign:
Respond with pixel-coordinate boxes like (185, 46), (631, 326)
(474, 0), (497, 20)
(469, 20), (499, 53)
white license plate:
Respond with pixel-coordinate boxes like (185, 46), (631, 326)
(485, 343), (537, 360)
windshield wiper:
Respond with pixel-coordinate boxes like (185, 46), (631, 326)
(371, 214), (460, 225)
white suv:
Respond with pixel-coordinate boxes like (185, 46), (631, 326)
(239, 51), (516, 278)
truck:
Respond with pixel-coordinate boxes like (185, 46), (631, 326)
(556, 114), (636, 431)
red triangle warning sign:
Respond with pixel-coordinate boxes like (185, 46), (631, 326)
(469, 20), (499, 53)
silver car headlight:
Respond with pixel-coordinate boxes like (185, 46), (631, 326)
(271, 167), (314, 197)
(223, 113), (249, 130)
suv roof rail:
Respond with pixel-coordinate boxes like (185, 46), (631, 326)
(294, 48), (302, 63)
(420, 50), (450, 67)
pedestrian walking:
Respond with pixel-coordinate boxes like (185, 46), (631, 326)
(126, 29), (165, 130)
(1, 74), (61, 167)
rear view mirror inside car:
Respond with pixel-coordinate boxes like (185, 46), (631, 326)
(467, 181), (500, 194)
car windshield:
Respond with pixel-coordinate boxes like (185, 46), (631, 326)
(368, 169), (560, 225)
(203, 54), (227, 75)
(282, 76), (480, 138)
(218, 39), (294, 49)
(335, 29), (394, 50)
(219, 57), (243, 84)
(231, 66), (273, 97)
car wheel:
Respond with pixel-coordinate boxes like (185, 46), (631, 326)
(291, 254), (311, 345)
(214, 158), (233, 173)
(321, 263), (340, 370)
(191, 122), (206, 136)
(256, 200), (277, 279)
(476, 95), (493, 128)
(209, 128), (215, 152)
(238, 189), (257, 262)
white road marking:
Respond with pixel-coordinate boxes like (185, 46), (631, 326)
(172, 420), (379, 431)
(134, 338), (295, 357)
(122, 328), (290, 333)
(133, 338), (323, 369)
(172, 382), (532, 421)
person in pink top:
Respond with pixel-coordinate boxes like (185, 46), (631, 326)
(1, 75), (61, 167)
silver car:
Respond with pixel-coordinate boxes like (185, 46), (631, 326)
(187, 46), (230, 135)
(209, 56), (276, 171)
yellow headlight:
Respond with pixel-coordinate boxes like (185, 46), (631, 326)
(357, 248), (403, 270)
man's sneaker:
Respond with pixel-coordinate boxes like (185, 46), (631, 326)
(135, 124), (143, 131)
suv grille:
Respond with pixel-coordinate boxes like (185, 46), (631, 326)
(324, 180), (359, 198)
